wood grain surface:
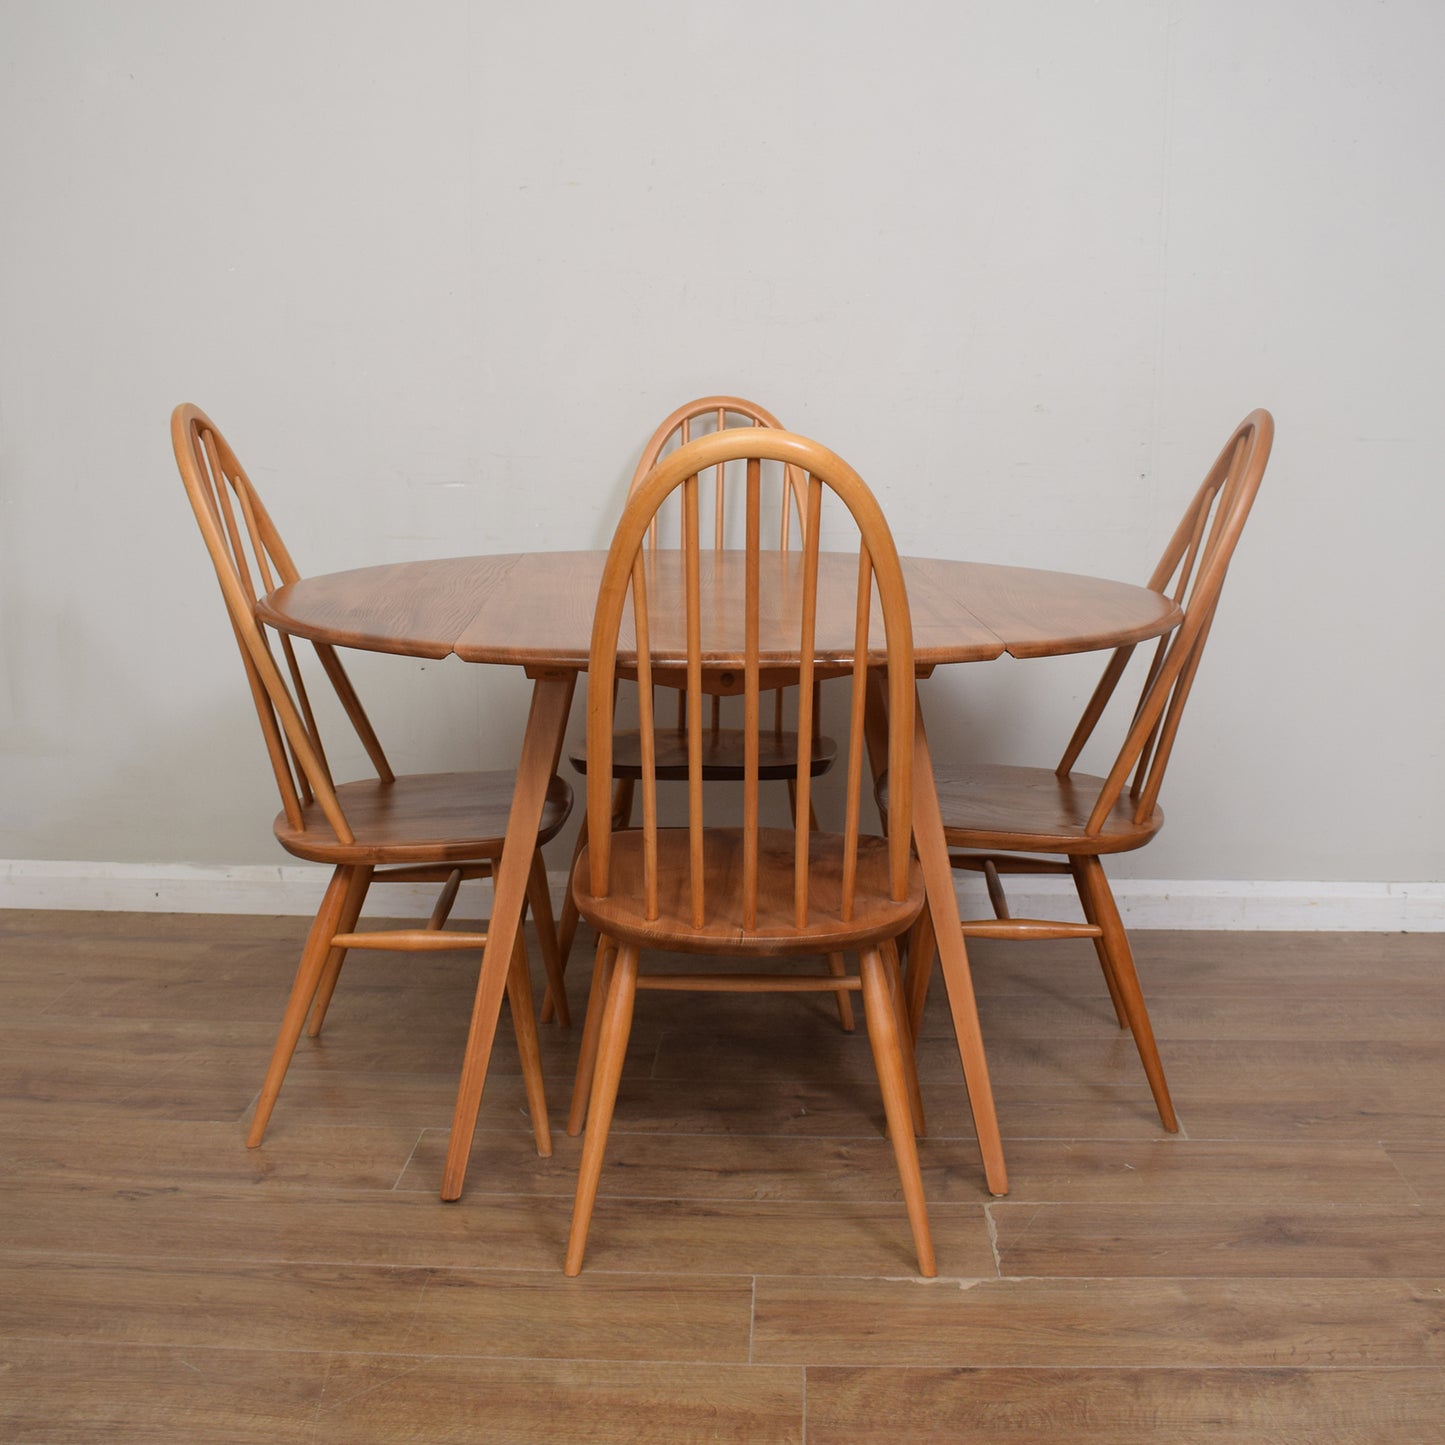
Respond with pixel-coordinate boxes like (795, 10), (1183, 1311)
(258, 552), (1181, 670)
(3, 910), (1443, 1441)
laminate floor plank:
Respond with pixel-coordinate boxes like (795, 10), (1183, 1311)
(993, 1201), (1445, 1277)
(0, 1254), (754, 1363)
(1386, 1143), (1445, 1202)
(312, 1354), (805, 1444)
(0, 1338), (805, 1445)
(0, 1178), (995, 1278)
(964, 987), (1445, 1041)
(0, 1117), (424, 1190)
(996, 1137), (1414, 1203)
(804, 1364), (1445, 1443)
(544, 1196), (996, 1278)
(400, 1126), (992, 1204)
(752, 1275), (1445, 1367)
(0, 1339), (331, 1444)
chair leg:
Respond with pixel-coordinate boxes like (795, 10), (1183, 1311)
(1073, 855), (1178, 1132)
(826, 953), (856, 1031)
(884, 937), (926, 1137)
(564, 943), (639, 1276)
(247, 866), (354, 1147)
(527, 850), (570, 1028)
(1069, 856), (1129, 1028)
(860, 946), (937, 1278)
(305, 865), (373, 1038)
(567, 935), (617, 1136)
(545, 818), (589, 1023)
(505, 929), (552, 1157)
(902, 903), (937, 1041)
(546, 778), (629, 1022)
(428, 867), (466, 928)
(982, 859), (1010, 920)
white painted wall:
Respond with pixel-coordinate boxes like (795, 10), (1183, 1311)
(1, 2), (1441, 896)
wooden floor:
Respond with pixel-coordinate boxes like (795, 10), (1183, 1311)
(2, 909), (1443, 1442)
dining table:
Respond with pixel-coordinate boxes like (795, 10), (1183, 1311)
(258, 550), (1182, 1202)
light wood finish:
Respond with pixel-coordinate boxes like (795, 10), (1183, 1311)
(258, 553), (1179, 669)
(902, 409), (1274, 1135)
(565, 430), (933, 1277)
(170, 405), (573, 1153)
(439, 671), (577, 1197)
(558, 397), (846, 1029)
(5, 912), (1443, 1440)
(257, 520), (1180, 1206)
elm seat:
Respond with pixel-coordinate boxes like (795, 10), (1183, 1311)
(275, 770), (573, 864)
(919, 764), (1164, 856)
(575, 828), (924, 955)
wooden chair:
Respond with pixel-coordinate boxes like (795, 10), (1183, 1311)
(564, 428), (934, 1277)
(897, 409), (1274, 1133)
(171, 404), (573, 1153)
(555, 396), (849, 1025)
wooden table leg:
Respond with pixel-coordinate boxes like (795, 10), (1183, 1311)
(440, 670), (577, 1201)
(907, 687), (1009, 1197)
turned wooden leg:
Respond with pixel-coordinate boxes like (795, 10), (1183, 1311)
(826, 953), (856, 1032)
(902, 903), (936, 1042)
(884, 937), (926, 1137)
(564, 944), (639, 1276)
(860, 946), (936, 1277)
(505, 929), (552, 1157)
(1070, 856), (1129, 1028)
(527, 850), (570, 1028)
(1073, 855), (1178, 1132)
(567, 935), (617, 1137)
(546, 818), (589, 1024)
(305, 865), (373, 1038)
(248, 866), (353, 1147)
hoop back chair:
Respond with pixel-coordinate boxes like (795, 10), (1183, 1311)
(557, 396), (847, 1021)
(563, 429), (934, 1277)
(904, 409), (1274, 1133)
(171, 404), (572, 1154)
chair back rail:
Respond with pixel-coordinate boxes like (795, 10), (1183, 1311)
(630, 395), (807, 552)
(1055, 409), (1274, 832)
(171, 404), (394, 846)
(630, 396), (811, 738)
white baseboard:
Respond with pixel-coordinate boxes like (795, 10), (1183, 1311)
(0, 859), (474, 920)
(950, 875), (1445, 932)
(1, 859), (1442, 931)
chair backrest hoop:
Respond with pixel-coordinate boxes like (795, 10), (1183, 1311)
(629, 397), (809, 735)
(1058, 409), (1274, 833)
(171, 404), (395, 847)
(629, 396), (809, 551)
(586, 429), (915, 932)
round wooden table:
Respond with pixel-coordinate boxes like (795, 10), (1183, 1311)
(261, 551), (1181, 1200)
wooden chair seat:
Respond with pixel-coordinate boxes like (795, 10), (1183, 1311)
(276, 770), (573, 864)
(569, 727), (835, 782)
(883, 764), (1163, 856)
(574, 828), (924, 955)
